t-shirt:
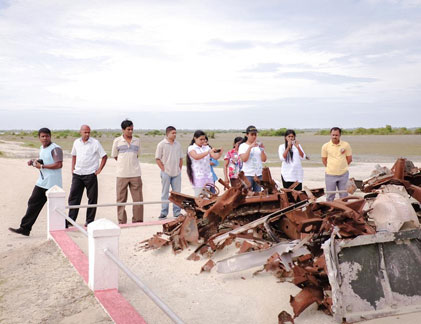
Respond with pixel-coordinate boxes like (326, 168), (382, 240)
(321, 140), (352, 176)
(187, 144), (213, 188)
(111, 135), (141, 178)
(278, 144), (306, 182)
(36, 142), (63, 189)
(224, 148), (242, 179)
(238, 143), (263, 177)
(155, 138), (183, 177)
(72, 137), (107, 175)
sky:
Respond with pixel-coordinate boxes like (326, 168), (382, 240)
(1, 0), (421, 130)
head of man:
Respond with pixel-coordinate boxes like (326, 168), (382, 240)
(121, 119), (134, 139)
(166, 126), (177, 142)
(80, 125), (91, 142)
(38, 128), (52, 148)
(330, 127), (341, 144)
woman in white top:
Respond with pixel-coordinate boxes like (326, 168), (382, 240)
(278, 129), (306, 191)
(186, 130), (223, 196)
(238, 125), (267, 192)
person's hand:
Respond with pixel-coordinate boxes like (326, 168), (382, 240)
(33, 160), (42, 169)
(259, 142), (265, 151)
(294, 140), (300, 147)
(287, 139), (293, 148)
(250, 140), (258, 148)
(27, 159), (34, 166)
(95, 170), (101, 175)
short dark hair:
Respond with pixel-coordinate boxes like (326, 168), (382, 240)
(166, 126), (176, 135)
(121, 119), (133, 130)
(330, 127), (341, 134)
(38, 128), (51, 136)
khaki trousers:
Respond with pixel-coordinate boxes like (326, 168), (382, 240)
(116, 176), (144, 224)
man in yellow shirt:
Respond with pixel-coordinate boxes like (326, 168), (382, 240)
(321, 127), (352, 201)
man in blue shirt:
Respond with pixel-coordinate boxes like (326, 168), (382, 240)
(9, 128), (63, 236)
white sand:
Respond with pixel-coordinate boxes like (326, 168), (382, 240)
(1, 140), (421, 323)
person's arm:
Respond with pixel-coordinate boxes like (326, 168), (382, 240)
(295, 141), (305, 158)
(321, 144), (328, 167)
(259, 143), (267, 162)
(240, 143), (256, 162)
(156, 158), (165, 171)
(189, 148), (212, 160)
(111, 139), (118, 161)
(179, 158), (183, 171)
(346, 155), (352, 165)
(95, 155), (107, 175)
(223, 159), (229, 182)
(322, 157), (327, 167)
(35, 147), (63, 170)
(71, 155), (77, 173)
(210, 149), (223, 160)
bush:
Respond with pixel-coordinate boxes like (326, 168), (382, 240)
(145, 130), (164, 136)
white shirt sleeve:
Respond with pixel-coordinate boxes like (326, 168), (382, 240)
(97, 141), (107, 158)
(298, 144), (306, 160)
(71, 140), (77, 156)
(279, 144), (286, 161)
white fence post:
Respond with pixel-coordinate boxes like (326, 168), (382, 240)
(46, 185), (66, 239)
(88, 219), (121, 291)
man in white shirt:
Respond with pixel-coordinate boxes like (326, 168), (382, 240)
(68, 125), (107, 226)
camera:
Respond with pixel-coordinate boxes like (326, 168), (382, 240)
(214, 149), (221, 153)
(29, 159), (44, 166)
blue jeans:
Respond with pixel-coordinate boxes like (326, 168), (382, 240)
(160, 171), (182, 217)
(246, 175), (262, 192)
(325, 171), (349, 201)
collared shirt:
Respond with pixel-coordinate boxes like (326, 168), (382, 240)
(321, 140), (352, 176)
(71, 137), (107, 175)
(36, 142), (63, 189)
(187, 144), (212, 188)
(238, 143), (263, 177)
(279, 144), (306, 182)
(111, 135), (141, 178)
(155, 138), (183, 177)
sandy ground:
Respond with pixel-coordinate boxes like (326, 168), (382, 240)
(1, 140), (421, 323)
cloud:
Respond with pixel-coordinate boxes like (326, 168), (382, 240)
(276, 71), (377, 84)
(207, 38), (256, 50)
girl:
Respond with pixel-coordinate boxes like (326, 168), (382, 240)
(278, 129), (306, 190)
(186, 130), (223, 196)
(224, 136), (243, 187)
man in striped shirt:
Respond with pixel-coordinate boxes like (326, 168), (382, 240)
(111, 120), (143, 224)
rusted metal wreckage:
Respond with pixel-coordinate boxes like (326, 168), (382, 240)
(141, 158), (421, 323)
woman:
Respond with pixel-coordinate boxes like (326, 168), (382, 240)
(238, 125), (267, 192)
(224, 137), (243, 187)
(278, 129), (306, 191)
(187, 130), (223, 196)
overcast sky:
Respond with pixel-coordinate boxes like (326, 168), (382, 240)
(1, 0), (421, 130)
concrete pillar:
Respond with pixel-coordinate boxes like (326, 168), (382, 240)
(46, 185), (66, 239)
(88, 219), (121, 291)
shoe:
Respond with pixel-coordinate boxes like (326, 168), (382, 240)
(158, 215), (167, 219)
(8, 227), (29, 236)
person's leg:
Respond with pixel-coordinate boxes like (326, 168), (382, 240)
(68, 174), (84, 223)
(171, 174), (182, 216)
(116, 177), (128, 224)
(245, 176), (255, 191)
(130, 176), (144, 222)
(84, 173), (98, 224)
(337, 171), (349, 199)
(325, 174), (337, 201)
(160, 171), (171, 218)
(19, 186), (48, 234)
(254, 175), (262, 192)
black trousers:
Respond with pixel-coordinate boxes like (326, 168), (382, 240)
(281, 176), (303, 191)
(68, 173), (98, 224)
(20, 185), (47, 234)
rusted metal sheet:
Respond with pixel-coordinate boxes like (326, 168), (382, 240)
(323, 229), (421, 323)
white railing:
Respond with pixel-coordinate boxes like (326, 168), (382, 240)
(46, 186), (184, 324)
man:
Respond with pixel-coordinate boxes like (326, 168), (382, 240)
(67, 125), (107, 226)
(111, 120), (143, 224)
(9, 128), (63, 236)
(155, 126), (183, 219)
(321, 127), (353, 201)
